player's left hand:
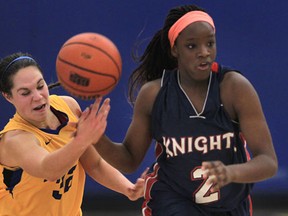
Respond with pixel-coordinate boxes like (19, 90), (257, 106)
(201, 161), (234, 192)
(126, 167), (149, 201)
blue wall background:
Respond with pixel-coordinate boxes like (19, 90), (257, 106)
(0, 0), (287, 199)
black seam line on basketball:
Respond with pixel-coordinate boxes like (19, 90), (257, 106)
(58, 75), (116, 93)
(58, 56), (117, 81)
(58, 75), (116, 92)
(62, 42), (121, 76)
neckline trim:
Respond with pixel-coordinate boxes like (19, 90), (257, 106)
(177, 70), (212, 119)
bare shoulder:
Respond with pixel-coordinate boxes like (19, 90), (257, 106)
(135, 79), (161, 114)
(59, 95), (81, 117)
(139, 79), (161, 97)
(221, 71), (259, 120)
(222, 71), (254, 90)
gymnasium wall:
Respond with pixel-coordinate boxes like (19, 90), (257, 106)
(0, 0), (287, 200)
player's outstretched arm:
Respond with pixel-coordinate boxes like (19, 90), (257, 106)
(0, 97), (110, 182)
(80, 146), (148, 201)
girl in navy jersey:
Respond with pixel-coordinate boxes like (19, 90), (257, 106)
(95, 4), (278, 216)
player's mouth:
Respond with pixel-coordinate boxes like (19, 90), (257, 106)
(33, 104), (46, 111)
(197, 62), (211, 71)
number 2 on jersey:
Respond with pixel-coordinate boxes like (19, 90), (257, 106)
(191, 167), (219, 204)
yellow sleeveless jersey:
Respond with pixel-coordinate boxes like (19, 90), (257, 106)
(0, 95), (85, 216)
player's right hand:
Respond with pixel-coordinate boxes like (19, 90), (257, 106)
(75, 97), (110, 146)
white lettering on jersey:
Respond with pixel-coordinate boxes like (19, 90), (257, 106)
(162, 132), (234, 158)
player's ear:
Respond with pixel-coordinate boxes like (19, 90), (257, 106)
(2, 92), (13, 104)
(171, 45), (178, 58)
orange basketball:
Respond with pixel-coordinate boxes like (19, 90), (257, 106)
(56, 32), (122, 99)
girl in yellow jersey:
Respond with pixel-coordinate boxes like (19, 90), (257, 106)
(0, 52), (145, 216)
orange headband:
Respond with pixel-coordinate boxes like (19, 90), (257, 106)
(168, 11), (215, 47)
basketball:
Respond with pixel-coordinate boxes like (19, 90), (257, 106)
(56, 32), (122, 99)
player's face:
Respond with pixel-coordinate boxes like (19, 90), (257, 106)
(5, 66), (50, 125)
(171, 21), (216, 81)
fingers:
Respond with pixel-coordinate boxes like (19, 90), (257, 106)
(140, 167), (150, 179)
(97, 98), (111, 122)
(127, 179), (145, 201)
(88, 97), (110, 122)
(202, 161), (223, 177)
(75, 97), (111, 145)
(126, 168), (149, 201)
(78, 106), (91, 124)
(80, 97), (110, 121)
(89, 96), (102, 116)
(202, 161), (230, 191)
(135, 178), (145, 188)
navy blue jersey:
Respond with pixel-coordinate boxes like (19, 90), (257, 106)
(142, 63), (252, 215)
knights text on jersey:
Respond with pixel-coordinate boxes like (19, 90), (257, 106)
(143, 63), (252, 215)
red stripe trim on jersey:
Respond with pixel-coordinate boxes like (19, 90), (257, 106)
(240, 132), (253, 215)
(155, 142), (163, 160)
(142, 163), (160, 216)
(248, 194), (253, 216)
(239, 132), (251, 161)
